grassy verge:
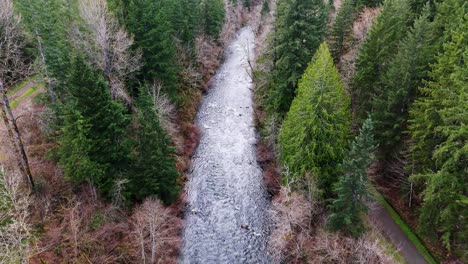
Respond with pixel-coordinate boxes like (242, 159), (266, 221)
(6, 74), (40, 96)
(10, 82), (43, 109)
(375, 232), (407, 264)
(372, 188), (438, 264)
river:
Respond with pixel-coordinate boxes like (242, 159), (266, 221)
(181, 27), (270, 263)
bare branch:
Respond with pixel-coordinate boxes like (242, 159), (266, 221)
(77, 0), (142, 104)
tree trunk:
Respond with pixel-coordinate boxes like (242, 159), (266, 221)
(35, 27), (56, 104)
(0, 79), (34, 189)
(0, 105), (28, 178)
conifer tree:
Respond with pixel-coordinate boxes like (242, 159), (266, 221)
(351, 0), (412, 121)
(57, 57), (131, 198)
(130, 90), (180, 204)
(200, 0), (225, 38)
(358, 0), (383, 7)
(372, 5), (437, 159)
(15, 0), (73, 99)
(261, 0), (270, 17)
(169, 0), (201, 44)
(329, 0), (355, 62)
(408, 5), (467, 250)
(327, 117), (377, 237)
(278, 43), (350, 195)
(266, 0), (328, 116)
(126, 0), (180, 99)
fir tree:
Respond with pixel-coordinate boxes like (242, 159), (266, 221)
(351, 0), (412, 121)
(126, 0), (180, 99)
(358, 0), (383, 7)
(130, 90), (180, 204)
(200, 0), (225, 38)
(57, 57), (131, 198)
(327, 117), (377, 237)
(261, 0), (270, 17)
(408, 6), (467, 251)
(328, 0), (355, 62)
(266, 0), (328, 116)
(278, 43), (350, 195)
(15, 0), (74, 98)
(372, 4), (437, 159)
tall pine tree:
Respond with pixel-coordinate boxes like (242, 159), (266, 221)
(278, 43), (350, 195)
(266, 0), (328, 116)
(130, 89), (180, 204)
(372, 4), (437, 159)
(328, 0), (355, 62)
(126, 0), (180, 100)
(328, 117), (377, 237)
(408, 5), (467, 251)
(57, 57), (131, 198)
(15, 0), (74, 99)
(199, 0), (225, 38)
(351, 0), (412, 121)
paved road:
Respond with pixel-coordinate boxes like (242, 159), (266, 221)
(369, 202), (428, 264)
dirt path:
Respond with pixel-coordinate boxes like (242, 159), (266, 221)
(8, 80), (36, 100)
(370, 202), (428, 264)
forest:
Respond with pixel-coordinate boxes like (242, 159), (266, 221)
(0, 0), (466, 263)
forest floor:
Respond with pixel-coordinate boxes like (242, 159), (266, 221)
(0, 78), (44, 164)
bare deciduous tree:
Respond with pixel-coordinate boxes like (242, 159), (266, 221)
(132, 198), (179, 264)
(0, 168), (33, 263)
(0, 0), (34, 189)
(68, 199), (82, 260)
(77, 0), (142, 104)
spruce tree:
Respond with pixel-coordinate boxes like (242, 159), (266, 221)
(169, 0), (201, 44)
(15, 0), (73, 98)
(372, 5), (437, 159)
(278, 43), (350, 195)
(327, 117), (377, 237)
(266, 0), (328, 116)
(261, 0), (270, 17)
(358, 0), (384, 7)
(200, 0), (225, 38)
(351, 0), (412, 121)
(57, 57), (131, 198)
(126, 0), (180, 100)
(408, 6), (467, 251)
(328, 0), (355, 62)
(130, 90), (180, 204)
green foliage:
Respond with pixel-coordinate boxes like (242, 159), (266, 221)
(56, 57), (131, 198)
(199, 0), (225, 38)
(266, 0), (328, 116)
(328, 118), (377, 237)
(351, 0), (412, 121)
(243, 0), (252, 10)
(408, 6), (467, 251)
(328, 0), (355, 62)
(130, 90), (180, 204)
(169, 0), (202, 44)
(372, 5), (437, 159)
(261, 0), (270, 17)
(15, 0), (73, 93)
(278, 43), (350, 195)
(358, 0), (383, 7)
(126, 0), (180, 99)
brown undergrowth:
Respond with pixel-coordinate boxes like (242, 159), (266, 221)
(266, 188), (400, 264)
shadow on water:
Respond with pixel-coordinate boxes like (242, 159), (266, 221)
(181, 27), (270, 263)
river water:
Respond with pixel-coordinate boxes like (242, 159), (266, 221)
(181, 27), (270, 263)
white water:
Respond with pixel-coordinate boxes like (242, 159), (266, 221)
(181, 27), (270, 263)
